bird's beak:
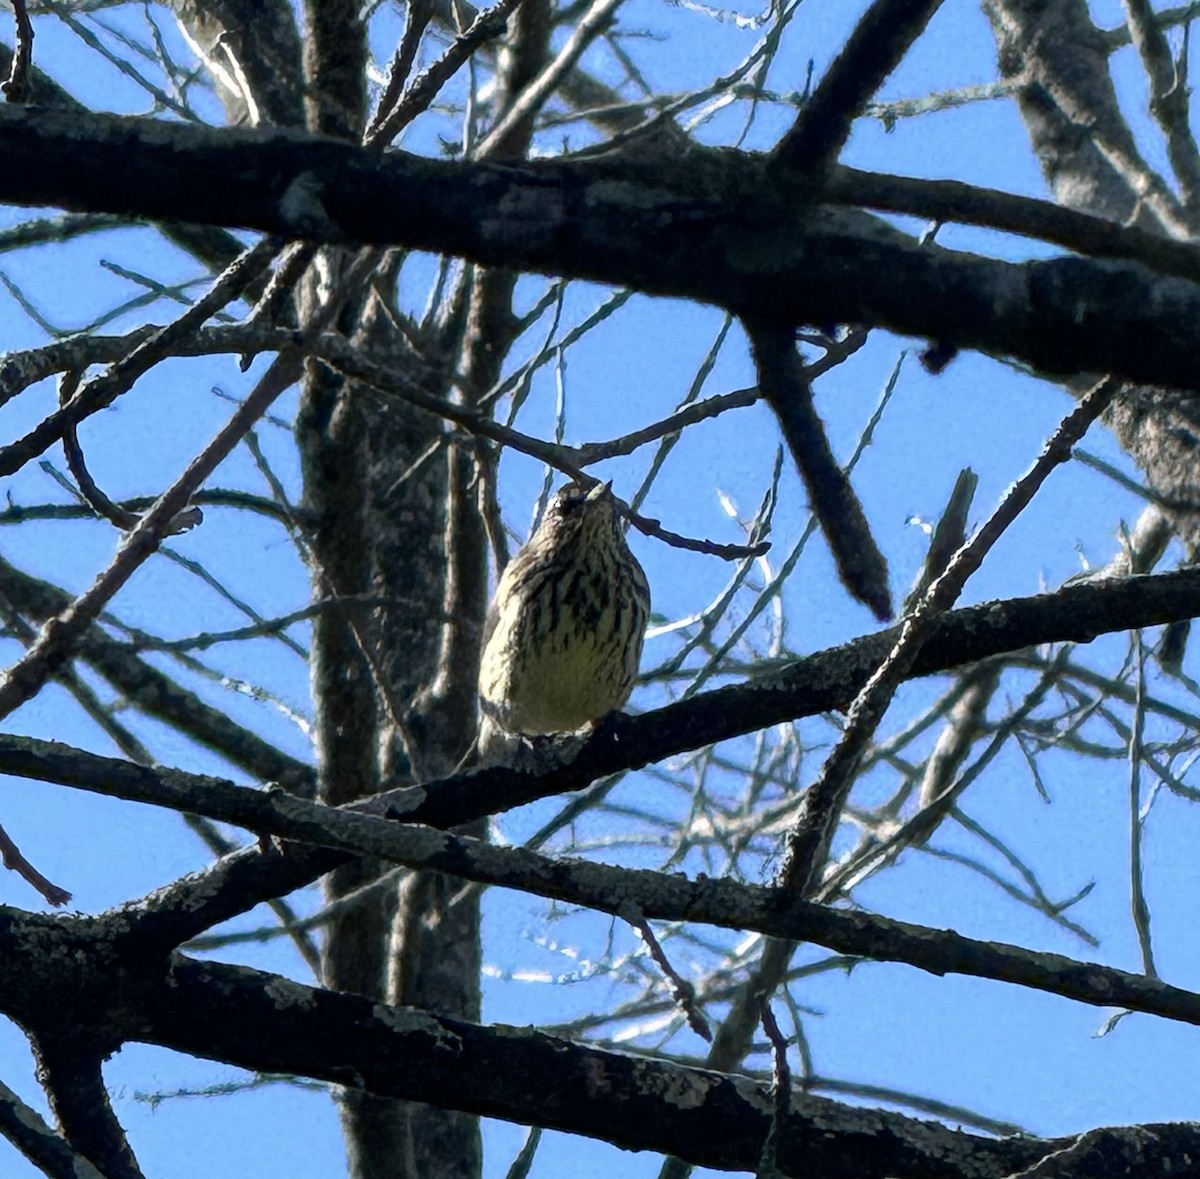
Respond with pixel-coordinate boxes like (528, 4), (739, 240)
(585, 480), (612, 504)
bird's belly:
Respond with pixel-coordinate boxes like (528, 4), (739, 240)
(488, 633), (630, 734)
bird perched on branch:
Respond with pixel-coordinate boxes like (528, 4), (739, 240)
(477, 481), (650, 755)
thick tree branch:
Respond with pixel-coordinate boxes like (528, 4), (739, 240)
(4, 564), (1200, 841)
(0, 908), (1070, 1178)
(138, 954), (1060, 1178)
(9, 107), (1200, 389)
(71, 560), (1200, 948)
(97, 779), (1200, 1031)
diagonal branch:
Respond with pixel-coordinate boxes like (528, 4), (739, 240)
(0, 347), (305, 723)
(0, 1077), (103, 1179)
(81, 558), (1200, 947)
(31, 1034), (143, 1179)
(104, 786), (1200, 1031)
(777, 376), (1118, 890)
(1122, 0), (1200, 206)
(747, 319), (891, 620)
(772, 0), (946, 172)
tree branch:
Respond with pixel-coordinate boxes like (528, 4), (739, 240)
(772, 0), (946, 172)
(131, 950), (1066, 1177)
(31, 1033), (143, 1179)
(10, 107), (1200, 389)
(65, 560), (1200, 947)
(0, 1077), (103, 1179)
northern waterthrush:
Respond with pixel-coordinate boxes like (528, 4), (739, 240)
(478, 482), (650, 747)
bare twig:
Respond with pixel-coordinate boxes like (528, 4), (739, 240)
(756, 1000), (791, 1179)
(503, 1126), (543, 1179)
(623, 904), (713, 1042)
(314, 341), (768, 558)
(905, 467), (978, 609)
(245, 242), (317, 330)
(0, 817), (69, 906)
(1123, 0), (1200, 205)
(573, 387), (761, 464)
(824, 655), (1070, 902)
(0, 354), (302, 722)
(916, 663), (999, 810)
(0, 489), (297, 530)
(0, 324), (305, 407)
(123, 597), (381, 653)
(0, 239), (278, 480)
(1128, 630), (1157, 976)
(366, 0), (434, 143)
(366, 0), (524, 147)
(1101, 2), (1200, 50)
(475, 0), (623, 158)
(57, 370), (202, 534)
(777, 376), (1120, 891)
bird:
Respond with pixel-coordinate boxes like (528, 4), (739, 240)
(477, 481), (650, 754)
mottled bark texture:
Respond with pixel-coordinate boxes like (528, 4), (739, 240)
(985, 0), (1200, 554)
(168, 2), (488, 1175)
(297, 1), (491, 1173)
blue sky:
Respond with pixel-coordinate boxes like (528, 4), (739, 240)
(2, 1), (1198, 1176)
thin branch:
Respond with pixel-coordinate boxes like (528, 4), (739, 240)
(315, 341), (768, 558)
(474, 0), (622, 158)
(0, 323), (304, 407)
(0, 489), (297, 529)
(0, 239), (277, 479)
(57, 370), (201, 534)
(573, 386), (761, 465)
(904, 467), (978, 610)
(0, 350), (303, 722)
(777, 376), (1118, 891)
(366, 0), (434, 143)
(1101, 2), (1200, 50)
(0, 818), (69, 906)
(1128, 630), (1157, 976)
(756, 1000), (791, 1179)
(0, 247), (375, 723)
(1123, 0), (1200, 205)
(366, 0), (524, 147)
(825, 165), (1200, 283)
(623, 905), (712, 1042)
(772, 0), (946, 172)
